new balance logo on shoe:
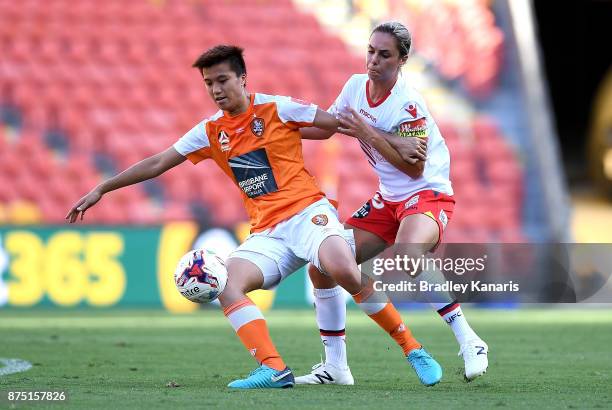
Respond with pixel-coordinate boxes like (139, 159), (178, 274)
(314, 371), (334, 384)
(476, 346), (487, 355)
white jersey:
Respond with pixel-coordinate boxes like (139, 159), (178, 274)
(329, 74), (453, 201)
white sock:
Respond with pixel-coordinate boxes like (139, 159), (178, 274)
(313, 286), (348, 369)
(435, 301), (478, 345)
(418, 269), (478, 345)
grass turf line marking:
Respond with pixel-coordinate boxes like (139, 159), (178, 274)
(0, 358), (32, 377)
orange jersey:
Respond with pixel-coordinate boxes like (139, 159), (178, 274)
(173, 93), (325, 232)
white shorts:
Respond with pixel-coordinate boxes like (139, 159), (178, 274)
(229, 198), (356, 289)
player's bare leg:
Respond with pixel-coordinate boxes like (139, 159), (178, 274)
(220, 258), (294, 388)
(311, 234), (441, 386)
(396, 214), (488, 381)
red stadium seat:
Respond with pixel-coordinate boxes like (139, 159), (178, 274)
(0, 0), (519, 237)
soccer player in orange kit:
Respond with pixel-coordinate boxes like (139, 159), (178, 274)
(66, 45), (442, 389)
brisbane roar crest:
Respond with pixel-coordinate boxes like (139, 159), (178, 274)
(250, 117), (265, 137)
(311, 214), (329, 226)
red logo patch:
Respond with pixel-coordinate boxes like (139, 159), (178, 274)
(398, 118), (427, 137)
(405, 103), (418, 118)
(311, 214), (329, 226)
(399, 118), (427, 132)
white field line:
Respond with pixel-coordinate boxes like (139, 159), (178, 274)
(0, 358), (32, 376)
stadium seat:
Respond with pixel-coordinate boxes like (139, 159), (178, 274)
(0, 0), (520, 235)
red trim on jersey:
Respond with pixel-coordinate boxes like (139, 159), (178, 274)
(366, 79), (394, 108)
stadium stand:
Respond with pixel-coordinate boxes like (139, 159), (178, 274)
(0, 0), (524, 241)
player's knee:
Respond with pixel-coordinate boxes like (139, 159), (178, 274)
(322, 257), (361, 293)
(220, 259), (263, 305)
(318, 235), (361, 291)
(219, 277), (249, 306)
(308, 264), (337, 288)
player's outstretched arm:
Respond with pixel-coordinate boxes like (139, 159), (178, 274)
(299, 126), (335, 140)
(66, 147), (186, 223)
(338, 108), (425, 178)
(304, 109), (343, 139)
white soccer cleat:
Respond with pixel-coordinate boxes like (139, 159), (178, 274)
(459, 339), (489, 381)
(295, 362), (355, 385)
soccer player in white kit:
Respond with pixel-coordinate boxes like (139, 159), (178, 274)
(297, 21), (489, 384)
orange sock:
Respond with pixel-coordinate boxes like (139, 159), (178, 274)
(369, 304), (421, 355)
(353, 286), (421, 355)
(224, 298), (286, 371)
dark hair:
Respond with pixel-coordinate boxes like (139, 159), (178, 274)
(192, 45), (247, 77)
(371, 21), (412, 58)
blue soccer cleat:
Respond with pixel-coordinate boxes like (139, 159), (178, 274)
(227, 365), (295, 389)
(406, 347), (443, 386)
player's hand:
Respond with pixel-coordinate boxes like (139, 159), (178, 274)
(395, 136), (428, 164)
(65, 189), (103, 223)
(337, 108), (373, 142)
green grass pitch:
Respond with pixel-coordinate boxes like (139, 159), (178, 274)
(1, 308), (611, 409)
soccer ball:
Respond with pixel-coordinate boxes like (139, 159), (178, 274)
(174, 248), (228, 303)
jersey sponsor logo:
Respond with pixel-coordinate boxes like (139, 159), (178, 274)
(439, 209), (448, 230)
(229, 148), (279, 198)
(371, 192), (384, 209)
(218, 130), (231, 152)
(405, 102), (418, 118)
(250, 117), (265, 137)
(311, 214), (329, 226)
(352, 201), (371, 219)
(359, 108), (377, 123)
(398, 118), (427, 138)
(405, 194), (420, 210)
